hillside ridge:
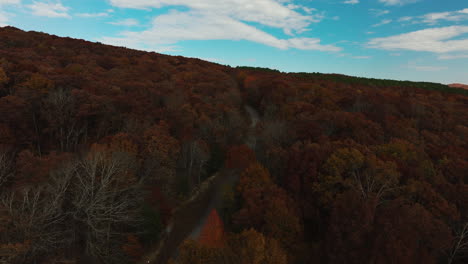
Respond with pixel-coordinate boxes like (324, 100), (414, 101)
(2, 26), (466, 95)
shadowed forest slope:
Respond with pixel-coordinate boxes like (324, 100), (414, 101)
(0, 27), (467, 264)
(449, 83), (468, 90)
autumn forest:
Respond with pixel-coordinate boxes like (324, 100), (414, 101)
(0, 27), (467, 264)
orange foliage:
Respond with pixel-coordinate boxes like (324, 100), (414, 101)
(198, 210), (224, 248)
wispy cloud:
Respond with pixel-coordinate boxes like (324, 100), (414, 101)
(406, 64), (448, 72)
(0, 0), (21, 6)
(0, 0), (21, 5)
(109, 18), (139, 26)
(102, 1), (340, 52)
(76, 12), (109, 18)
(421, 8), (468, 25)
(336, 53), (371, 59)
(27, 1), (70, 18)
(370, 9), (390, 17)
(0, 11), (9, 26)
(343, 0), (359, 5)
(379, 0), (419, 6)
(108, 0), (323, 35)
(100, 10), (341, 52)
(0, 0), (21, 26)
(351, 55), (371, 59)
(437, 54), (468, 60)
(372, 19), (392, 27)
(368, 26), (468, 53)
(398, 16), (413, 22)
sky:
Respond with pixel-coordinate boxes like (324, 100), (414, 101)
(1, 0), (467, 84)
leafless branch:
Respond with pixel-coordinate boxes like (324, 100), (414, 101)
(448, 223), (468, 264)
(0, 150), (13, 189)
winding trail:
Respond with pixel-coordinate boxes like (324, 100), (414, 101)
(140, 105), (259, 264)
(188, 105), (260, 239)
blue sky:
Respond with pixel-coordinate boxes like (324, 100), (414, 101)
(1, 0), (467, 84)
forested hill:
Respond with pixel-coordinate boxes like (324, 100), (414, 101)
(0, 26), (467, 264)
(449, 83), (468, 90)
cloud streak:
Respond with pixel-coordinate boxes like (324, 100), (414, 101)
(343, 0), (359, 5)
(0, 11), (9, 26)
(108, 0), (320, 35)
(370, 9), (390, 17)
(27, 1), (70, 18)
(108, 18), (139, 26)
(406, 64), (448, 72)
(76, 12), (109, 18)
(0, 0), (21, 5)
(379, 0), (419, 6)
(421, 8), (468, 25)
(0, 0), (21, 26)
(372, 19), (392, 27)
(368, 26), (468, 53)
(102, 1), (340, 52)
(437, 54), (468, 60)
(100, 10), (341, 52)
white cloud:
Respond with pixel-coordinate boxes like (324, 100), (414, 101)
(372, 19), (392, 27)
(287, 37), (341, 51)
(351, 55), (371, 59)
(398, 16), (413, 22)
(369, 8), (390, 17)
(437, 54), (468, 60)
(108, 0), (322, 35)
(0, 0), (20, 26)
(102, 1), (339, 52)
(27, 1), (70, 18)
(368, 26), (468, 53)
(370, 9), (390, 17)
(406, 65), (448, 72)
(0, 11), (9, 26)
(302, 7), (316, 14)
(109, 18), (139, 26)
(0, 0), (21, 5)
(76, 12), (109, 18)
(379, 0), (419, 6)
(421, 8), (468, 25)
(99, 10), (341, 52)
(336, 53), (371, 59)
(343, 0), (359, 4)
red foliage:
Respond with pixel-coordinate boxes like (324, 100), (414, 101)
(198, 210), (224, 248)
(225, 144), (256, 170)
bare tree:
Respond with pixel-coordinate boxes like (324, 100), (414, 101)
(0, 150), (13, 189)
(0, 171), (72, 261)
(347, 158), (400, 205)
(70, 150), (143, 262)
(448, 223), (468, 264)
(1, 149), (143, 264)
(42, 88), (85, 152)
(179, 140), (210, 191)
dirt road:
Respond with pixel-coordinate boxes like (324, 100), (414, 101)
(140, 105), (259, 264)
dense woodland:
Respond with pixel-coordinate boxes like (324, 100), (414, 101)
(0, 27), (467, 264)
(449, 83), (468, 90)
